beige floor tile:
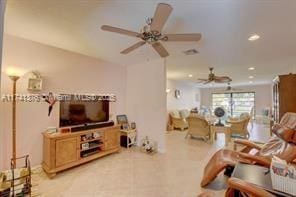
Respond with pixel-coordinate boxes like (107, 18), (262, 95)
(32, 122), (270, 197)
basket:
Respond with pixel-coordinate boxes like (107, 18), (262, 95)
(270, 157), (296, 196)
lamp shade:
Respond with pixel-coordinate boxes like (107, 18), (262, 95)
(6, 67), (26, 77)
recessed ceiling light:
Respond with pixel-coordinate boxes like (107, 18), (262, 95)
(248, 34), (260, 41)
(188, 74), (193, 78)
(249, 81), (253, 84)
(249, 76), (254, 79)
(248, 67), (255, 70)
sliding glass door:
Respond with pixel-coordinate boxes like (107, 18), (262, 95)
(212, 93), (232, 115)
(212, 92), (255, 117)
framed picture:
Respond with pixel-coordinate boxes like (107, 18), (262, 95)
(28, 78), (42, 91)
(175, 89), (181, 99)
(116, 114), (128, 125)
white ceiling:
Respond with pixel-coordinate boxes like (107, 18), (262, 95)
(4, 0), (296, 86)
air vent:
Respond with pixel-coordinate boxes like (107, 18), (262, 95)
(183, 49), (199, 55)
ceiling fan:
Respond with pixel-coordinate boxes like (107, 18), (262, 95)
(101, 3), (201, 58)
(225, 82), (242, 91)
(197, 67), (232, 84)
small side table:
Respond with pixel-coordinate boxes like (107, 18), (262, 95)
(120, 129), (137, 148)
(210, 124), (231, 145)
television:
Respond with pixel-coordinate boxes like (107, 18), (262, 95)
(59, 94), (109, 127)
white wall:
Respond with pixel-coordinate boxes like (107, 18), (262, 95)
(166, 79), (200, 112)
(126, 59), (166, 153)
(200, 84), (272, 116)
(0, 0), (6, 170)
(0, 34), (126, 169)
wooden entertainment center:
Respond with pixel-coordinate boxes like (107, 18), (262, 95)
(42, 125), (120, 178)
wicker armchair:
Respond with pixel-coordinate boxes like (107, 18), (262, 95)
(228, 114), (250, 139)
(169, 110), (189, 130)
(186, 115), (211, 140)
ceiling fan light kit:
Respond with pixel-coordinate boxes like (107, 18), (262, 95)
(101, 3), (202, 58)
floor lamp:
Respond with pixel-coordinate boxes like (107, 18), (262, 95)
(8, 75), (20, 169)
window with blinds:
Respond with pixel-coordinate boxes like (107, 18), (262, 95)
(212, 92), (255, 117)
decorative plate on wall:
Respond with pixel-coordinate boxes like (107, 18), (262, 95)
(175, 89), (181, 99)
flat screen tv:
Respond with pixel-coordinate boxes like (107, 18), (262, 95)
(59, 95), (109, 127)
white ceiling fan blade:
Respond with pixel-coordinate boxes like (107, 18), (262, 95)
(120, 41), (146, 54)
(163, 33), (202, 42)
(150, 3), (173, 33)
(101, 25), (141, 38)
(152, 42), (169, 57)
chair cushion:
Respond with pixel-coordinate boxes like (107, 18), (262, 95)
(179, 109), (190, 118)
(280, 112), (296, 129)
(272, 124), (296, 144)
(259, 136), (296, 163)
(170, 110), (180, 118)
(239, 113), (250, 120)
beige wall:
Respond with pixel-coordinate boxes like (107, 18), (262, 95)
(126, 59), (166, 153)
(0, 0), (6, 170)
(200, 84), (272, 116)
(166, 79), (200, 112)
(1, 34), (127, 169)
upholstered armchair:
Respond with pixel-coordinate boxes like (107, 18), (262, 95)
(200, 112), (296, 187)
(186, 115), (211, 140)
(228, 114), (250, 139)
(169, 110), (189, 130)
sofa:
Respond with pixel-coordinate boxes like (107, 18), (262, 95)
(169, 109), (190, 130)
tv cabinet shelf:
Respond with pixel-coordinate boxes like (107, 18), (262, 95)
(80, 137), (102, 144)
(81, 150), (100, 158)
(80, 144), (103, 152)
(42, 125), (120, 178)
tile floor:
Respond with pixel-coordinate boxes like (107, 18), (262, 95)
(32, 123), (270, 197)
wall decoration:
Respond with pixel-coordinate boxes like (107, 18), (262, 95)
(175, 89), (181, 99)
(44, 92), (57, 117)
(27, 71), (42, 91)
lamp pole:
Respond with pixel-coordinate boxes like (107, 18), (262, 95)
(9, 75), (19, 169)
